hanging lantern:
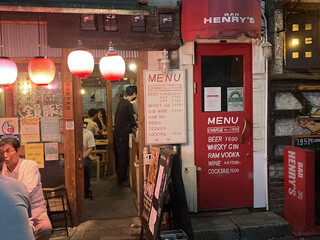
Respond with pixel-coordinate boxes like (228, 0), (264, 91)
(99, 42), (125, 81)
(28, 20), (56, 86)
(2, 82), (15, 91)
(0, 57), (18, 88)
(28, 57), (56, 86)
(67, 40), (94, 79)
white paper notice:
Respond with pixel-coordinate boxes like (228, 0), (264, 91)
(154, 165), (164, 199)
(227, 87), (244, 111)
(204, 87), (221, 112)
(148, 207), (157, 235)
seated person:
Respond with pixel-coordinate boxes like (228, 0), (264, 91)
(0, 137), (52, 240)
(0, 149), (35, 240)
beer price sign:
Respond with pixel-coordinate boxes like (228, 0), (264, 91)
(144, 70), (187, 145)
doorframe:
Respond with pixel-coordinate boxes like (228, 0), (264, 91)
(193, 43), (254, 210)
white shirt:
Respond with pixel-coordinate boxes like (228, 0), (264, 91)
(84, 118), (99, 135)
(83, 128), (95, 157)
(2, 159), (47, 219)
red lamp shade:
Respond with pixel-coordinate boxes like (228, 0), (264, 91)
(0, 57), (18, 88)
(2, 83), (15, 91)
(99, 53), (125, 81)
(67, 49), (94, 79)
(28, 57), (56, 86)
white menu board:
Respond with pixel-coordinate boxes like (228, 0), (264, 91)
(144, 69), (187, 145)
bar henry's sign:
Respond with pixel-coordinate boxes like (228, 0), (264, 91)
(144, 70), (186, 145)
(181, 0), (261, 41)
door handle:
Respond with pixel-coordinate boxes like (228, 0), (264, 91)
(240, 119), (247, 144)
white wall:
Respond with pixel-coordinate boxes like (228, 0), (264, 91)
(179, 42), (197, 212)
(147, 40), (268, 212)
(252, 43), (267, 208)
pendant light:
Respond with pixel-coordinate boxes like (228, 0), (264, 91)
(67, 40), (94, 79)
(0, 20), (18, 88)
(28, 18), (56, 86)
(99, 41), (125, 81)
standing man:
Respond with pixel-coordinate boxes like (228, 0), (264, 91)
(0, 149), (35, 240)
(83, 127), (95, 199)
(0, 137), (52, 240)
(114, 85), (137, 186)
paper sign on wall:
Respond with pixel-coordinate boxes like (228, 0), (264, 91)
(41, 117), (61, 142)
(45, 142), (59, 161)
(0, 118), (19, 139)
(25, 143), (44, 168)
(20, 117), (40, 143)
(204, 87), (221, 112)
(227, 87), (243, 111)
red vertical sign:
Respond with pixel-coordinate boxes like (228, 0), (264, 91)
(284, 146), (319, 236)
(63, 82), (73, 119)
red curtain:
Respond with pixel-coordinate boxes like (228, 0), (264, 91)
(181, 0), (261, 41)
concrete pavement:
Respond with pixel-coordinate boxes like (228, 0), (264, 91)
(50, 175), (319, 240)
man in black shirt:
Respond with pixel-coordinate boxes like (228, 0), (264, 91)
(114, 85), (137, 186)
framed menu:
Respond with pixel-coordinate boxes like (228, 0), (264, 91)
(144, 70), (187, 145)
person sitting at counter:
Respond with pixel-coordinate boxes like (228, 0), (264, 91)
(96, 108), (107, 132)
(84, 108), (101, 135)
(0, 148), (35, 240)
(94, 108), (107, 141)
(0, 137), (52, 240)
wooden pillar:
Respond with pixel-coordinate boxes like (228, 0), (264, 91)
(137, 51), (148, 216)
(106, 80), (114, 175)
(61, 48), (84, 225)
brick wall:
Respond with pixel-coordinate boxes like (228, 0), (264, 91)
(268, 163), (285, 214)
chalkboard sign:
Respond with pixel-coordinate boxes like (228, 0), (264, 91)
(141, 148), (193, 240)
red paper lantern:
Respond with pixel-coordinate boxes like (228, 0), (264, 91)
(28, 57), (56, 86)
(99, 52), (125, 81)
(67, 49), (94, 79)
(0, 57), (18, 88)
(2, 83), (15, 91)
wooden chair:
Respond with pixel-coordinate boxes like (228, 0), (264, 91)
(43, 185), (73, 236)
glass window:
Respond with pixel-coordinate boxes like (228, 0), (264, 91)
(305, 23), (312, 30)
(292, 24), (299, 31)
(201, 56), (243, 112)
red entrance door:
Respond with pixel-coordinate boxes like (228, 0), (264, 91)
(194, 43), (253, 210)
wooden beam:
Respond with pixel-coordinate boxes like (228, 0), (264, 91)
(73, 70), (85, 223)
(298, 85), (320, 91)
(137, 51), (147, 217)
(106, 80), (114, 175)
(0, 6), (156, 16)
(61, 48), (81, 225)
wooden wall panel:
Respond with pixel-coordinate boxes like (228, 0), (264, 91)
(46, 9), (180, 51)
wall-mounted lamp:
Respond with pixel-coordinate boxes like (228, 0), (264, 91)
(22, 82), (31, 95)
(80, 89), (85, 95)
(262, 40), (272, 59)
(160, 49), (170, 73)
(129, 63), (137, 72)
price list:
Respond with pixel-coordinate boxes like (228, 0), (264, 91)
(144, 70), (187, 145)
